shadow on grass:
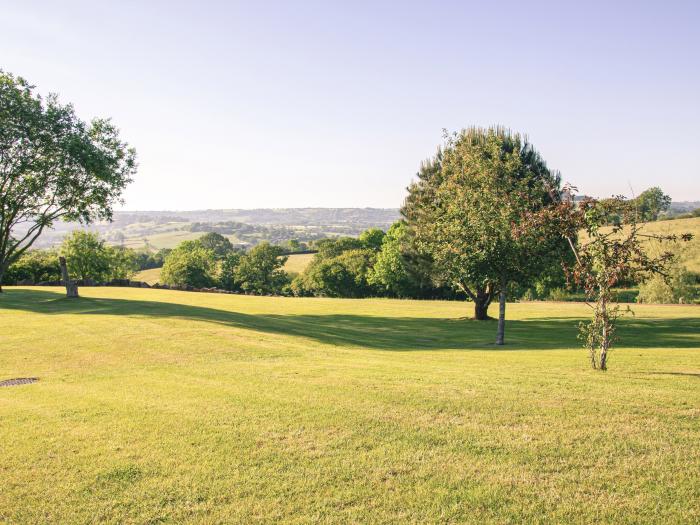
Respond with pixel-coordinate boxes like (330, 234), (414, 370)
(1, 289), (698, 351)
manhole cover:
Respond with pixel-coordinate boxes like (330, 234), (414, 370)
(0, 378), (39, 387)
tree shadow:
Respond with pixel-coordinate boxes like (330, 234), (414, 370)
(647, 372), (700, 378)
(2, 289), (698, 351)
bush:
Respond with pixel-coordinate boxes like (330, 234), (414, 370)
(293, 248), (375, 297)
(548, 288), (571, 301)
(218, 251), (242, 291)
(637, 264), (697, 304)
(161, 242), (216, 288)
(61, 231), (113, 281)
(235, 242), (288, 295)
(3, 250), (61, 284)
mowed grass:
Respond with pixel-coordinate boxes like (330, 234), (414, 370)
(0, 287), (698, 524)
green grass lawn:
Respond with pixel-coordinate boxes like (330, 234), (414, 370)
(1, 287), (698, 523)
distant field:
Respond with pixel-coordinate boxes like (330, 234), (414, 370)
(132, 267), (161, 284)
(282, 252), (315, 274)
(639, 216), (700, 273)
(598, 216), (700, 273)
(1, 287), (698, 523)
(120, 229), (241, 250)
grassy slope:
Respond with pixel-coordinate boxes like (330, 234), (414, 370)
(597, 216), (700, 273)
(0, 287), (698, 523)
(132, 267), (162, 285)
(283, 252), (315, 274)
(639, 216), (700, 273)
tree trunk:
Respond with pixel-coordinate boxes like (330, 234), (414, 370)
(59, 257), (79, 298)
(495, 277), (507, 345)
(599, 298), (608, 371)
(473, 287), (492, 320)
(473, 301), (488, 320)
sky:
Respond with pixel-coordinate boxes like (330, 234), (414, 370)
(2, 0), (699, 210)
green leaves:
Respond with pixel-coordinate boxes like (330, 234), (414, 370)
(0, 70), (137, 281)
(402, 126), (564, 302)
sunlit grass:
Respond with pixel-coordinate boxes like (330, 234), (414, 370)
(131, 267), (161, 284)
(282, 252), (315, 274)
(1, 287), (698, 523)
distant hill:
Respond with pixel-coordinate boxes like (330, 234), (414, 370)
(114, 208), (401, 226)
(669, 201), (700, 213)
(24, 208), (402, 249)
(20, 204), (700, 252)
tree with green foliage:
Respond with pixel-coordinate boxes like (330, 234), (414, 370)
(218, 251), (243, 291)
(314, 237), (364, 258)
(60, 231), (113, 281)
(634, 187), (671, 222)
(635, 240), (697, 304)
(197, 232), (233, 260)
(161, 241), (216, 288)
(0, 70), (136, 292)
(2, 249), (60, 284)
(235, 242), (288, 295)
(523, 189), (692, 370)
(294, 248), (376, 298)
(359, 228), (385, 250)
(286, 239), (308, 252)
(368, 222), (415, 297)
(637, 264), (697, 304)
(107, 246), (138, 279)
(403, 127), (565, 344)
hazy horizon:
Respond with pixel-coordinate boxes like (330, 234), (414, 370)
(3, 1), (699, 209)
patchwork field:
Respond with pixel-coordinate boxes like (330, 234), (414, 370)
(0, 287), (698, 523)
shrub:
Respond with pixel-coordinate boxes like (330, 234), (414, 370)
(161, 242), (216, 288)
(3, 250), (61, 284)
(637, 264), (697, 304)
(61, 231), (113, 281)
(235, 242), (288, 295)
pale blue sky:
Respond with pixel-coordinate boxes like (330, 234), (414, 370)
(2, 0), (699, 209)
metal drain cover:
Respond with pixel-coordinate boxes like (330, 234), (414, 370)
(0, 378), (39, 387)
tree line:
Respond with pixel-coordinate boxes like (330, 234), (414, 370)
(2, 70), (695, 370)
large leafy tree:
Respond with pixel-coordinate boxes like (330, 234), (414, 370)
(196, 232), (234, 260)
(634, 187), (671, 222)
(160, 241), (216, 288)
(60, 230), (137, 281)
(402, 126), (565, 344)
(368, 221), (416, 297)
(60, 230), (112, 281)
(235, 242), (288, 295)
(0, 71), (136, 291)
